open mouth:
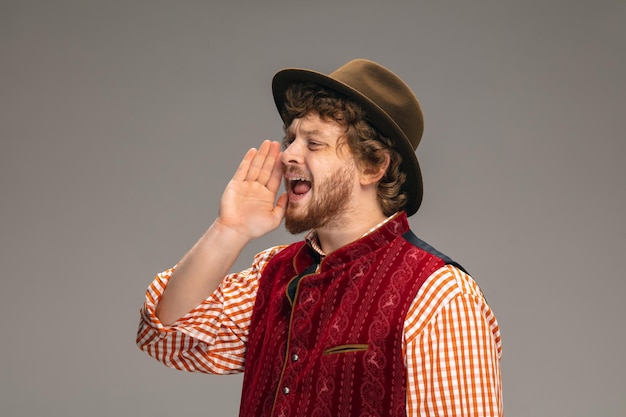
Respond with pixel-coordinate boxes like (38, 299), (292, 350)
(289, 177), (312, 196)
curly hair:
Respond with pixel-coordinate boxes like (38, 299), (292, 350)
(280, 82), (407, 216)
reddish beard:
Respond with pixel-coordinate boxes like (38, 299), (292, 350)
(285, 166), (355, 234)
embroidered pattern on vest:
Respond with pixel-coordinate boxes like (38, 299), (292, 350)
(238, 213), (458, 417)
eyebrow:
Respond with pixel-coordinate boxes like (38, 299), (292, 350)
(286, 128), (325, 138)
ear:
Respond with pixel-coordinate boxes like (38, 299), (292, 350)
(359, 154), (390, 186)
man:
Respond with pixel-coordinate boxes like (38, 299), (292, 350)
(137, 59), (503, 416)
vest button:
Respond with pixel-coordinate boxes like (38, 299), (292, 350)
(291, 354), (299, 362)
(282, 386), (290, 395)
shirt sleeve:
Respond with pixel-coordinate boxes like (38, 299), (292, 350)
(404, 265), (503, 416)
(136, 245), (286, 374)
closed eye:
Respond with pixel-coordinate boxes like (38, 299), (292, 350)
(307, 141), (323, 150)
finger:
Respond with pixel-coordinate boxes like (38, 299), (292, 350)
(266, 149), (285, 193)
(245, 140), (272, 182)
(232, 147), (257, 182)
(256, 141), (282, 186)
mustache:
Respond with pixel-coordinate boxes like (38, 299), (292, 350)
(283, 166), (311, 179)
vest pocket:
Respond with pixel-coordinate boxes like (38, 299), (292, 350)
(323, 344), (369, 355)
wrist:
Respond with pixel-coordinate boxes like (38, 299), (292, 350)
(210, 218), (252, 248)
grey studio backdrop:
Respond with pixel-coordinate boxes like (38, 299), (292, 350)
(1, 1), (624, 416)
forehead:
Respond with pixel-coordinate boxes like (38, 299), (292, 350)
(286, 112), (345, 139)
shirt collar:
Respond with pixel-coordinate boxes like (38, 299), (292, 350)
(305, 212), (400, 257)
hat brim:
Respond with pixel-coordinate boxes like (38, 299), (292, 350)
(272, 68), (423, 216)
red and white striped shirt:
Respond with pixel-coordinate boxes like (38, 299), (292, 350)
(137, 239), (502, 416)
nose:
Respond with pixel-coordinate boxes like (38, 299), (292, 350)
(281, 139), (304, 165)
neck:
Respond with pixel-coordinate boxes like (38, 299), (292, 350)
(315, 205), (388, 255)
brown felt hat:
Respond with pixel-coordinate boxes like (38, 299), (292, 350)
(272, 59), (425, 216)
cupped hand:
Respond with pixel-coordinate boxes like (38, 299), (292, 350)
(217, 140), (287, 240)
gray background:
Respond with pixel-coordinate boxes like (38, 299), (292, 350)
(1, 0), (625, 416)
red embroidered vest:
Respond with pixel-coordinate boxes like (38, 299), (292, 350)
(238, 213), (461, 417)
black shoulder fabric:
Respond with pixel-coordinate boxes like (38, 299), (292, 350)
(402, 230), (468, 275)
(286, 261), (318, 305)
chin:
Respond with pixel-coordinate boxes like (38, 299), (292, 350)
(284, 210), (314, 235)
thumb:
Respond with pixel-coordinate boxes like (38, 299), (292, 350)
(274, 193), (288, 219)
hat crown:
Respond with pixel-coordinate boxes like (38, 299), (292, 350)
(329, 59), (423, 150)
